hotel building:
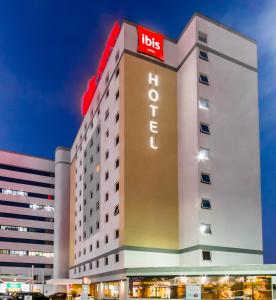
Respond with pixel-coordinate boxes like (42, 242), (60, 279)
(50, 12), (274, 300)
(0, 150), (55, 291)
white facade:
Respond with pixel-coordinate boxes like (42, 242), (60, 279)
(65, 12), (262, 282)
(0, 149), (55, 283)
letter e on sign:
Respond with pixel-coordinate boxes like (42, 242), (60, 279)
(137, 25), (164, 61)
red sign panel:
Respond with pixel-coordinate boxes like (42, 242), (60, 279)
(137, 25), (164, 61)
(81, 21), (121, 116)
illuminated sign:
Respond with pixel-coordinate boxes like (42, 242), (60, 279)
(148, 73), (159, 149)
(82, 22), (121, 116)
(137, 25), (164, 61)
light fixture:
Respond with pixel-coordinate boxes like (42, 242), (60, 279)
(197, 148), (209, 161)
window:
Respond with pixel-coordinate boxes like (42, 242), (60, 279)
(116, 68), (119, 78)
(106, 89), (109, 98)
(201, 198), (211, 209)
(90, 173), (93, 182)
(200, 223), (212, 234)
(90, 226), (93, 234)
(90, 138), (93, 148)
(115, 135), (119, 146)
(116, 90), (119, 101)
(105, 235), (108, 244)
(105, 129), (109, 139)
(96, 260), (99, 268)
(115, 112), (119, 123)
(105, 73), (109, 85)
(201, 173), (211, 184)
(96, 221), (100, 229)
(90, 156), (93, 164)
(200, 123), (210, 135)
(199, 73), (209, 85)
(198, 31), (208, 43)
(90, 244), (92, 252)
(115, 50), (120, 62)
(90, 191), (93, 199)
(114, 205), (119, 216)
(202, 250), (211, 261)
(105, 109), (109, 120)
(115, 158), (119, 169)
(105, 257), (109, 265)
(115, 253), (119, 263)
(199, 98), (209, 110)
(105, 214), (109, 223)
(96, 183), (100, 191)
(96, 240), (99, 248)
(97, 145), (100, 153)
(198, 148), (210, 161)
(199, 50), (208, 61)
(115, 229), (119, 239)
(105, 192), (109, 202)
(97, 126), (100, 135)
(105, 151), (109, 160)
(96, 164), (100, 173)
(90, 208), (93, 216)
(115, 182), (119, 192)
(96, 201), (100, 210)
(105, 171), (109, 181)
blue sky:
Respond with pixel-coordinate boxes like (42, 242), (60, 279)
(0, 0), (275, 263)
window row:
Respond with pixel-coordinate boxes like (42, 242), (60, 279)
(0, 249), (53, 257)
(75, 252), (120, 274)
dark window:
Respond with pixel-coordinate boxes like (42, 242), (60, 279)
(0, 176), (54, 189)
(115, 158), (119, 169)
(0, 212), (53, 222)
(0, 262), (53, 268)
(26, 192), (55, 200)
(90, 244), (92, 252)
(96, 201), (100, 210)
(199, 74), (209, 85)
(105, 214), (109, 223)
(116, 90), (119, 101)
(114, 205), (119, 216)
(105, 130), (109, 139)
(200, 123), (210, 135)
(115, 135), (119, 146)
(90, 226), (93, 234)
(198, 31), (208, 43)
(116, 68), (119, 78)
(202, 251), (211, 261)
(115, 182), (119, 192)
(96, 240), (99, 248)
(0, 236), (53, 245)
(115, 50), (120, 62)
(105, 73), (109, 85)
(96, 260), (99, 268)
(201, 173), (211, 184)
(199, 50), (209, 61)
(0, 164), (54, 178)
(105, 193), (109, 201)
(90, 138), (93, 148)
(97, 126), (100, 135)
(115, 229), (119, 239)
(115, 253), (119, 263)
(105, 235), (108, 244)
(105, 151), (109, 160)
(201, 199), (211, 209)
(105, 257), (108, 265)
(115, 113), (119, 123)
(96, 221), (100, 229)
(90, 208), (93, 216)
(105, 109), (109, 120)
(105, 172), (109, 181)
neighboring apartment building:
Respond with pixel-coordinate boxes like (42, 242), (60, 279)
(0, 150), (55, 287)
(52, 12), (263, 294)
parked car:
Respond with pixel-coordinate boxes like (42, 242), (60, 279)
(13, 292), (49, 300)
(49, 293), (67, 300)
(0, 293), (13, 300)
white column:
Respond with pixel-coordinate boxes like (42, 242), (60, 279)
(53, 147), (70, 283)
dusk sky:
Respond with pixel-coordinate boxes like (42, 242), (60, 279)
(0, 0), (275, 263)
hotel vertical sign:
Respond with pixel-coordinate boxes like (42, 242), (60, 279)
(148, 73), (159, 149)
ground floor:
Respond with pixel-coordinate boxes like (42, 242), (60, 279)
(48, 264), (276, 300)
